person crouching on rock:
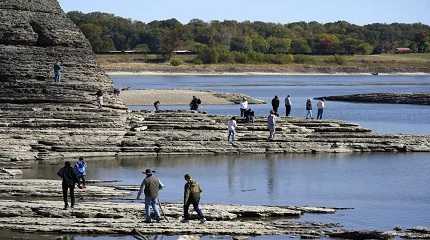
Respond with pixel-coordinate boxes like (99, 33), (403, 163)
(74, 157), (87, 188)
(182, 174), (206, 223)
(57, 161), (81, 210)
(137, 169), (164, 223)
(190, 96), (201, 111)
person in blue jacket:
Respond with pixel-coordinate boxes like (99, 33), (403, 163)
(74, 157), (87, 188)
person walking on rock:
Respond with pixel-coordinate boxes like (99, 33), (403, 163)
(182, 174), (206, 223)
(53, 61), (63, 83)
(240, 97), (248, 117)
(57, 161), (81, 210)
(271, 96), (280, 115)
(74, 157), (87, 188)
(96, 90), (104, 109)
(267, 110), (277, 141)
(305, 98), (313, 119)
(317, 99), (326, 120)
(228, 117), (238, 144)
(137, 169), (164, 223)
(190, 96), (201, 111)
(285, 95), (292, 117)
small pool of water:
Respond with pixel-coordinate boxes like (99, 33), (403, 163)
(24, 153), (430, 231)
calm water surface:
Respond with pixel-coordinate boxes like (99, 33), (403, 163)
(24, 153), (430, 231)
(112, 75), (430, 134)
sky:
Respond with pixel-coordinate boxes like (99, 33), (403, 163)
(58, 0), (430, 25)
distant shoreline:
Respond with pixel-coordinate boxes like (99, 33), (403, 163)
(108, 71), (430, 76)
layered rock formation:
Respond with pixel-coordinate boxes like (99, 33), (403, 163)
(121, 111), (430, 156)
(317, 93), (430, 105)
(0, 0), (127, 168)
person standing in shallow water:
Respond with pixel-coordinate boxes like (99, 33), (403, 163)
(285, 95), (292, 117)
(227, 117), (238, 144)
(267, 110), (277, 141)
(305, 98), (313, 119)
(137, 169), (164, 223)
(182, 174), (206, 223)
(317, 99), (326, 120)
(57, 161), (81, 210)
(53, 61), (62, 83)
(271, 96), (280, 115)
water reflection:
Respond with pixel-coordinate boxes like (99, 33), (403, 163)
(23, 153), (430, 229)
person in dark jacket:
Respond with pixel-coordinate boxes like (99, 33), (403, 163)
(190, 96), (202, 111)
(137, 169), (164, 223)
(182, 174), (206, 223)
(271, 96), (280, 115)
(305, 98), (313, 119)
(57, 161), (81, 210)
(53, 61), (62, 83)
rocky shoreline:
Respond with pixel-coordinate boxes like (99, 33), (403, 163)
(0, 179), (428, 239)
(317, 93), (430, 105)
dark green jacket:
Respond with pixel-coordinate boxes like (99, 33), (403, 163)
(184, 179), (202, 203)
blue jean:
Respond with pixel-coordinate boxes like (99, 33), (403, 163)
(228, 130), (236, 143)
(54, 71), (61, 82)
(145, 197), (160, 221)
(317, 109), (324, 120)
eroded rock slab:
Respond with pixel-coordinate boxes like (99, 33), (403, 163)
(317, 93), (430, 105)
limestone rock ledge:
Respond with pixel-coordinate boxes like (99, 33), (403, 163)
(0, 0), (128, 168)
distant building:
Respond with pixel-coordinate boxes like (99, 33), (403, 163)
(395, 48), (412, 54)
(173, 50), (194, 55)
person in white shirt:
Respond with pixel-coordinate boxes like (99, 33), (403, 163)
(227, 117), (238, 143)
(240, 98), (248, 117)
(267, 110), (277, 141)
(317, 99), (326, 120)
(285, 95), (292, 117)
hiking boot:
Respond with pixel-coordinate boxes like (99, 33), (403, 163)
(144, 219), (152, 224)
(181, 219), (189, 223)
(63, 206), (68, 210)
(200, 218), (207, 224)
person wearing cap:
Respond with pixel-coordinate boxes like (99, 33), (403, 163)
(182, 174), (206, 223)
(57, 161), (81, 210)
(137, 169), (164, 223)
(74, 157), (87, 188)
(267, 110), (277, 141)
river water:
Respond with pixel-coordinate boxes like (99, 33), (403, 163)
(11, 75), (430, 240)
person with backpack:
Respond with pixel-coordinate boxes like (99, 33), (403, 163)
(74, 157), (87, 188)
(57, 161), (81, 210)
(190, 96), (201, 111)
(137, 169), (164, 223)
(182, 174), (206, 223)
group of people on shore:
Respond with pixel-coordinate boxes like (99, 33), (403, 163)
(57, 159), (206, 224)
(228, 96), (327, 142)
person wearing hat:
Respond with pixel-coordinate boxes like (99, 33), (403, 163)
(137, 168), (164, 223)
(182, 174), (206, 223)
(74, 157), (87, 188)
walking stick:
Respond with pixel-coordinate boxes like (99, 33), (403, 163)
(157, 199), (170, 223)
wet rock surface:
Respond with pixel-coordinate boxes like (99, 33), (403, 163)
(317, 93), (430, 105)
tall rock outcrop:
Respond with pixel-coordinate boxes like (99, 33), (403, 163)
(0, 0), (127, 167)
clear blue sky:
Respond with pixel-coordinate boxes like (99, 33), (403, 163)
(58, 0), (430, 25)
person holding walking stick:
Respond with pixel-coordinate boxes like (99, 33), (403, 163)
(137, 169), (164, 223)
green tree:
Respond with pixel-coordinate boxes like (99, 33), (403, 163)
(268, 37), (291, 54)
(290, 39), (311, 54)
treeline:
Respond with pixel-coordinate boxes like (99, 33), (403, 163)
(67, 11), (430, 64)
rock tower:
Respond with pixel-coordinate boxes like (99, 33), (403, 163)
(0, 0), (127, 167)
